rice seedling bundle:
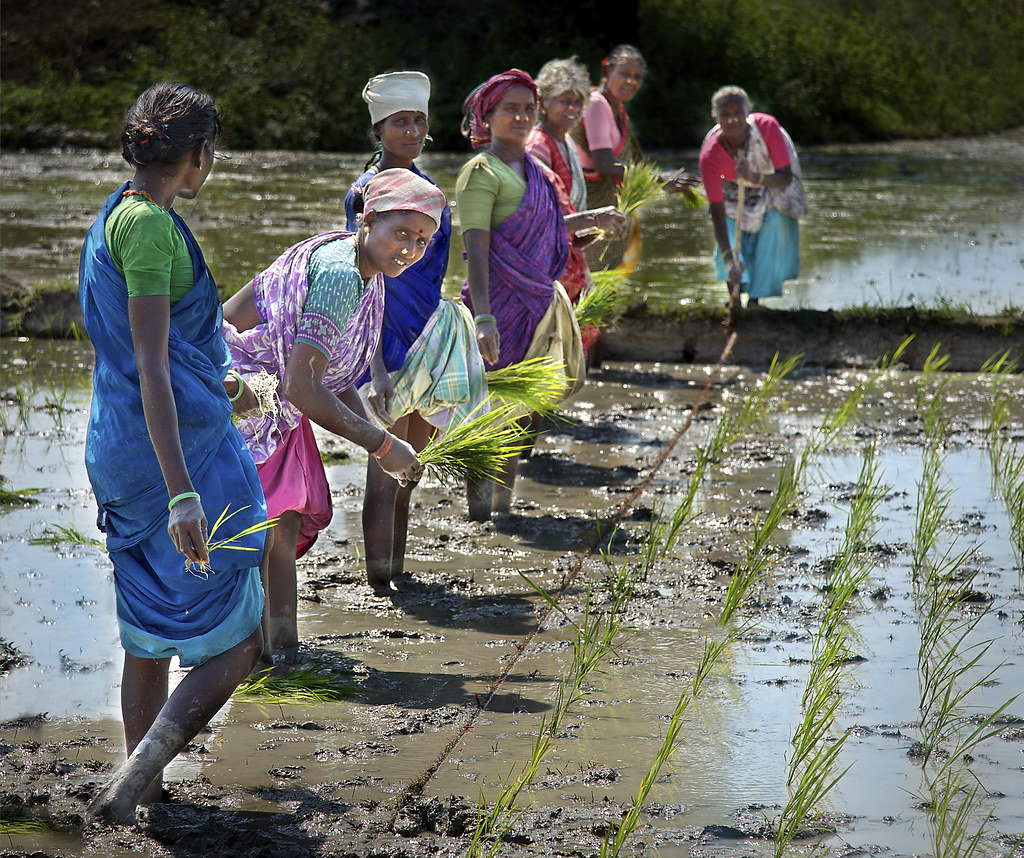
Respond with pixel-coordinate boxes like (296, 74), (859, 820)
(575, 269), (628, 331)
(616, 162), (667, 216)
(485, 357), (567, 415)
(234, 664), (358, 703)
(417, 400), (533, 485)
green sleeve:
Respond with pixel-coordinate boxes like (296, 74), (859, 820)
(455, 154), (501, 234)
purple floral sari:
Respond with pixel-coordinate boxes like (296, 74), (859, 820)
(222, 231), (384, 464)
(462, 153), (569, 369)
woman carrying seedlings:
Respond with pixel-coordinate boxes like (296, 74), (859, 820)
(344, 71), (490, 593)
(570, 44), (697, 272)
(525, 56), (626, 360)
(458, 69), (619, 514)
(698, 85), (806, 310)
(80, 82), (267, 824)
(222, 168), (443, 658)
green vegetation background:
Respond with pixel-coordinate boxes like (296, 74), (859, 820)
(2, 0), (1022, 151)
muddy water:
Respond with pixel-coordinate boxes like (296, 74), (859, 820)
(2, 130), (1022, 313)
(2, 335), (1022, 857)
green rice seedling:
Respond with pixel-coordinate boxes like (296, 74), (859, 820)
(575, 269), (628, 330)
(615, 161), (668, 216)
(186, 504), (278, 578)
(485, 357), (568, 417)
(600, 627), (731, 858)
(927, 770), (992, 858)
(233, 664), (359, 703)
(915, 342), (951, 411)
(816, 336), (913, 445)
(0, 807), (61, 835)
(774, 719), (851, 857)
(719, 456), (803, 626)
(28, 523), (104, 549)
(0, 485), (41, 507)
(912, 451), (954, 583)
(418, 399), (534, 485)
(467, 564), (643, 857)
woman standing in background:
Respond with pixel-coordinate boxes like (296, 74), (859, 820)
(345, 71), (490, 592)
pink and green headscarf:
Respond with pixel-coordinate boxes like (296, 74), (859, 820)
(460, 69), (538, 149)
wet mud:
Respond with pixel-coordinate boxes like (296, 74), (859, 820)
(2, 340), (1024, 858)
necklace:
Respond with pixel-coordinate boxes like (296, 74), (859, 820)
(123, 188), (158, 206)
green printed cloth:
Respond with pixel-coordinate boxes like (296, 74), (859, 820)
(369, 298), (489, 429)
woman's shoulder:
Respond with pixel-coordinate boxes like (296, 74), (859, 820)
(105, 197), (176, 250)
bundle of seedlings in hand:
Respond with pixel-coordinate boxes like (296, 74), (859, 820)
(575, 269), (628, 330)
(234, 664), (358, 703)
(417, 400), (533, 485)
(615, 161), (667, 217)
(485, 356), (568, 416)
(186, 504), (278, 578)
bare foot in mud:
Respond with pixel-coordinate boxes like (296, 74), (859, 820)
(262, 644), (302, 666)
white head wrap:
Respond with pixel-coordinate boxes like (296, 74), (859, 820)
(362, 71), (430, 125)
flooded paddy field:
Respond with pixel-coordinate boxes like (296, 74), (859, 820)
(2, 334), (1022, 858)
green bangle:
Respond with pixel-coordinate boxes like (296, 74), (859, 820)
(226, 369), (244, 402)
(168, 491), (200, 511)
(474, 313), (496, 326)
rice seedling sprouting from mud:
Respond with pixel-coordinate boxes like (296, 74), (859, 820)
(28, 523), (105, 550)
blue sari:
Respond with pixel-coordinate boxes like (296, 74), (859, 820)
(79, 183), (266, 666)
(344, 164), (452, 384)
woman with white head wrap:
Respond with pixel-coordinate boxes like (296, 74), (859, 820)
(344, 71), (491, 593)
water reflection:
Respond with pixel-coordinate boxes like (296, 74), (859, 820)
(2, 132), (1021, 313)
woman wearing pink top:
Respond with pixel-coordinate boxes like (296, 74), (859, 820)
(698, 85), (807, 309)
(570, 44), (696, 272)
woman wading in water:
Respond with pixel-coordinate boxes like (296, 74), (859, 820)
(80, 82), (267, 824)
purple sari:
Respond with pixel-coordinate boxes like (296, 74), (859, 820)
(462, 153), (569, 369)
(222, 231), (384, 464)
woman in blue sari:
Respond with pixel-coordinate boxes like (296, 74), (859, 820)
(80, 83), (266, 824)
(345, 71), (489, 591)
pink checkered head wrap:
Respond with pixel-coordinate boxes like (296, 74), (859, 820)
(461, 69), (538, 149)
(362, 167), (446, 229)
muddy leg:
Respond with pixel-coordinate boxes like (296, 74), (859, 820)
(363, 459), (399, 592)
(119, 653), (170, 805)
(492, 413), (541, 513)
(466, 477), (493, 521)
(491, 454), (519, 513)
(265, 510), (301, 660)
(89, 626), (263, 825)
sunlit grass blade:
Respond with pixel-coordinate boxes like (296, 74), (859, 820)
(28, 523), (104, 549)
(575, 269), (628, 330)
(485, 357), (567, 415)
(1, 486), (42, 507)
(205, 504), (279, 554)
(417, 399), (534, 485)
(233, 664), (359, 703)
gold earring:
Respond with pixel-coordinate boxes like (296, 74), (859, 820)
(363, 226), (370, 233)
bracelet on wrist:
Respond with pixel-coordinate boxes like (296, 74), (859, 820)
(226, 369), (245, 402)
(371, 432), (394, 459)
(168, 491), (200, 511)
(474, 313), (496, 326)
